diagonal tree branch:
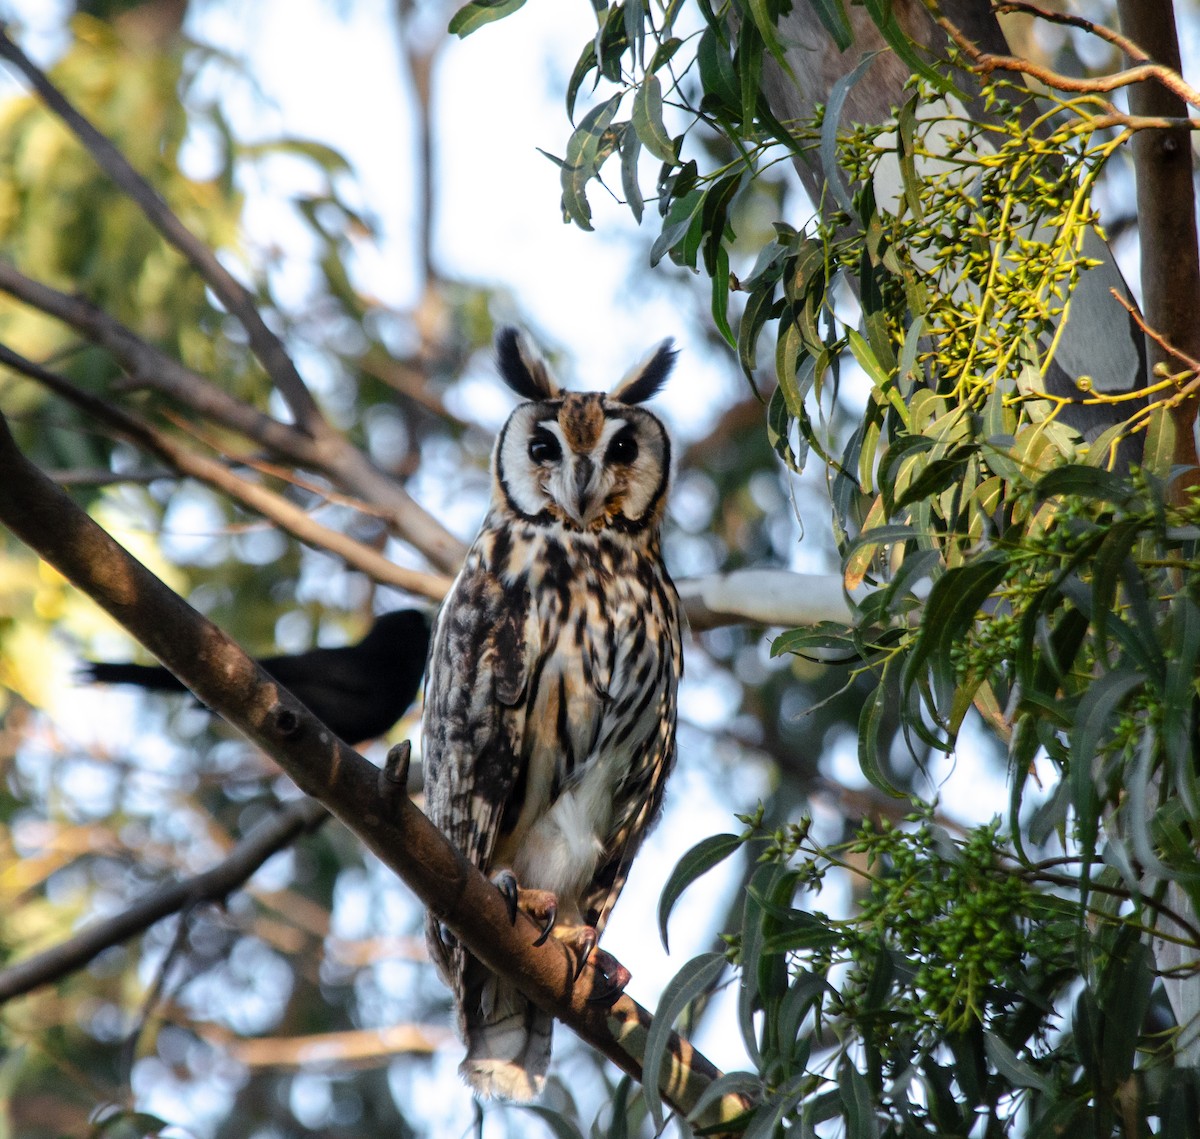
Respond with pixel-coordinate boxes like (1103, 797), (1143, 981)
(0, 24), (326, 437)
(0, 410), (750, 1134)
(0, 259), (322, 464)
(0, 345), (452, 600)
(0, 259), (469, 572)
(0, 798), (328, 1004)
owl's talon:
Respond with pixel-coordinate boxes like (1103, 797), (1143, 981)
(571, 927), (598, 980)
(586, 948), (631, 1005)
(532, 900), (557, 948)
(492, 869), (519, 925)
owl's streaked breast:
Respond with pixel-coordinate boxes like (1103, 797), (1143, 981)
(476, 519), (681, 921)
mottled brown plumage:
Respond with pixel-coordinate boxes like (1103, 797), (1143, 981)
(423, 328), (682, 1100)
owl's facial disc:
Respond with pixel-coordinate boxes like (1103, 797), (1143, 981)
(495, 397), (669, 531)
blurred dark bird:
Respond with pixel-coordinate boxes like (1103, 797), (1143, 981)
(81, 609), (431, 745)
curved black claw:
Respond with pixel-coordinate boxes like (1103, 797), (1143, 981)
(586, 948), (632, 1006)
(532, 900), (558, 948)
(491, 869), (519, 925)
(572, 927), (598, 980)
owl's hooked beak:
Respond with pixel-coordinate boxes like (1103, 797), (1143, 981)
(564, 455), (604, 528)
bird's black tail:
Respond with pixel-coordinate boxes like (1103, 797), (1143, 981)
(79, 661), (187, 693)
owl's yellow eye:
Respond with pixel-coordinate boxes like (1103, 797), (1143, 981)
(528, 427), (562, 464)
(605, 425), (639, 465)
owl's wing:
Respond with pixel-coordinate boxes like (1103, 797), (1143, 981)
(422, 554), (533, 877)
(582, 705), (677, 936)
(581, 588), (683, 936)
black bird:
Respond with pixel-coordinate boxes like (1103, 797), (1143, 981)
(81, 609), (431, 745)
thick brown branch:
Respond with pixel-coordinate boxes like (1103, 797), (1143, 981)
(0, 25), (325, 436)
(0, 346), (452, 601)
(0, 412), (749, 1132)
(1116, 0), (1200, 473)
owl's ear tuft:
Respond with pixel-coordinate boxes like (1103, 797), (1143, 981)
(611, 339), (677, 405)
(496, 327), (561, 402)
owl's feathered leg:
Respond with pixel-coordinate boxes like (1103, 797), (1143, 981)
(461, 958), (552, 1101)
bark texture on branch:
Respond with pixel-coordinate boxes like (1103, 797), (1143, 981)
(1116, 0), (1200, 1060)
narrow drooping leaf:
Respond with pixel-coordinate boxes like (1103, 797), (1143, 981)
(448, 0), (527, 37)
(658, 832), (744, 950)
(642, 952), (728, 1129)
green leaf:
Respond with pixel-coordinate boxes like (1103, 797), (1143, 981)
(1067, 667), (1143, 863)
(448, 0), (527, 37)
(895, 93), (924, 221)
(643, 952), (728, 1129)
(632, 74), (677, 163)
(838, 1058), (881, 1139)
(861, 0), (952, 92)
(803, 0), (852, 51)
(685, 1071), (763, 1126)
(700, 170), (745, 275)
(770, 625), (858, 659)
(858, 664), (903, 797)
(983, 1033), (1051, 1094)
(847, 328), (909, 426)
(893, 444), (979, 511)
(566, 40), (599, 122)
(743, 1072), (808, 1139)
(1141, 400), (1177, 479)
(902, 556), (1007, 721)
(820, 54), (880, 215)
(561, 94), (623, 230)
(745, 0), (791, 73)
(624, 0), (646, 65)
(697, 24), (741, 123)
(1096, 930), (1153, 1086)
(650, 187), (703, 266)
(603, 1075), (633, 1139)
(618, 123), (644, 224)
(1034, 464), (1134, 505)
(1164, 596), (1200, 815)
(658, 832), (743, 950)
(734, 14), (763, 134)
(738, 275), (779, 384)
(91, 1111), (171, 1139)
(759, 910), (841, 954)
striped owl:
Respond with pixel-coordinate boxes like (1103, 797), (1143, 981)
(423, 327), (683, 1101)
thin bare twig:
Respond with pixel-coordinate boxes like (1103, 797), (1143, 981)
(1111, 290), (1200, 375)
(0, 798), (328, 1004)
(211, 1023), (453, 1068)
(993, 1), (1149, 62)
(0, 260), (324, 465)
(935, 9), (1200, 111)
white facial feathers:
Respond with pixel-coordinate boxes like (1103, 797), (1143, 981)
(489, 331), (675, 532)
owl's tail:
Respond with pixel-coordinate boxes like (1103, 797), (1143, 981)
(461, 971), (553, 1101)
